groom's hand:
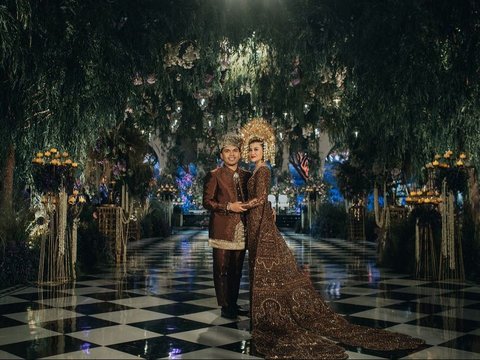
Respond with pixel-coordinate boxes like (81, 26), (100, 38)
(229, 201), (247, 212)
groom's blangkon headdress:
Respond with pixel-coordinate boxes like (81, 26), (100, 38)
(219, 132), (243, 151)
(240, 117), (276, 166)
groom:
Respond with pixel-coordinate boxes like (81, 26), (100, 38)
(203, 133), (250, 319)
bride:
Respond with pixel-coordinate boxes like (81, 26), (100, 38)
(239, 118), (424, 359)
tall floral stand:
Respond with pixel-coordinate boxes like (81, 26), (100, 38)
(412, 205), (439, 280)
(37, 190), (77, 285)
(373, 179), (408, 257)
(408, 150), (470, 281)
(439, 186), (465, 281)
(348, 202), (365, 241)
(158, 183), (177, 235)
(346, 201), (366, 273)
(374, 184), (387, 262)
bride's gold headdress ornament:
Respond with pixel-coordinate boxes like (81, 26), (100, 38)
(240, 117), (276, 166)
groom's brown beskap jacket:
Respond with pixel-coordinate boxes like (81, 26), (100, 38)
(203, 166), (250, 242)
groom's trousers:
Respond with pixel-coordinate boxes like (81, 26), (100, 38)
(213, 248), (246, 309)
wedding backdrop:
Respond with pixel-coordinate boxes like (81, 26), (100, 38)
(1, 0), (480, 286)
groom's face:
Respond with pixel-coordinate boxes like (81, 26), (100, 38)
(220, 145), (241, 167)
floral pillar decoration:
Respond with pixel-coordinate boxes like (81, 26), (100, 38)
(92, 117), (154, 262)
(347, 199), (366, 241)
(158, 183), (178, 232)
(32, 148), (81, 284)
(373, 182), (391, 262)
(67, 189), (86, 279)
(428, 150), (468, 281)
(406, 188), (441, 280)
(303, 181), (326, 233)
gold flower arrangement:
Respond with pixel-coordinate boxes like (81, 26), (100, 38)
(426, 150), (470, 194)
(32, 147), (78, 168)
(68, 189), (86, 206)
(406, 189), (442, 206)
(424, 150), (468, 170)
(32, 147), (80, 196)
(407, 150), (470, 206)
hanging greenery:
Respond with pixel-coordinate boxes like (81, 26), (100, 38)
(1, 0), (480, 211)
(91, 117), (154, 201)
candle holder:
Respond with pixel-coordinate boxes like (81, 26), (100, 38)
(157, 183), (178, 233)
(158, 183), (177, 201)
(406, 150), (470, 281)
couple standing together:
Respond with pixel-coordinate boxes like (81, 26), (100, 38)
(203, 118), (423, 359)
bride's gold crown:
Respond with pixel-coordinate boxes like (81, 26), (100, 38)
(240, 117), (276, 166)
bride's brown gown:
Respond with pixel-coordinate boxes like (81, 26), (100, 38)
(244, 165), (424, 359)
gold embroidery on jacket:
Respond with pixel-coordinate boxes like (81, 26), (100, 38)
(208, 221), (245, 250)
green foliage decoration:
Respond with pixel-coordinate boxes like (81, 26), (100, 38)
(335, 160), (372, 201)
(92, 117), (154, 201)
(140, 199), (170, 238)
(1, 0), (480, 207)
(462, 205), (480, 283)
(0, 200), (38, 289)
(312, 203), (347, 239)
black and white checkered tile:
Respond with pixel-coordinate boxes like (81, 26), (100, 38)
(1, 229), (479, 359)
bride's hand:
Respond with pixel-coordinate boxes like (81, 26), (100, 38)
(229, 201), (247, 212)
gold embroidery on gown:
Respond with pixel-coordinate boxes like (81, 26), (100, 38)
(245, 166), (424, 359)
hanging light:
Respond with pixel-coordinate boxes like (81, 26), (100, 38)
(170, 119), (179, 133)
(303, 103), (311, 114)
(170, 113), (181, 133)
(203, 113), (214, 130)
(146, 74), (157, 84)
(198, 97), (208, 110)
(132, 73), (143, 86)
(314, 128), (320, 138)
(219, 113), (225, 124)
(353, 127), (360, 138)
(175, 101), (183, 113)
(283, 112), (288, 119)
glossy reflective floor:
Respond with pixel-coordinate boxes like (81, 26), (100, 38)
(1, 229), (480, 359)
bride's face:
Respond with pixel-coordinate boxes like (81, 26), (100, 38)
(248, 141), (263, 163)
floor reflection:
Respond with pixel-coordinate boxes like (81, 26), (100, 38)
(0, 229), (479, 359)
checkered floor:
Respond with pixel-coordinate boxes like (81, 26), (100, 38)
(1, 228), (480, 359)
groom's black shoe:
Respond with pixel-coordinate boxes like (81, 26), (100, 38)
(221, 306), (238, 319)
(236, 305), (249, 316)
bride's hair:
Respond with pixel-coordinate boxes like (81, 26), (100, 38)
(248, 137), (264, 146)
